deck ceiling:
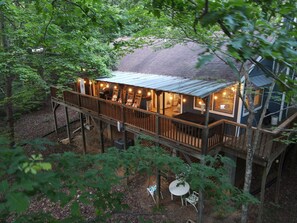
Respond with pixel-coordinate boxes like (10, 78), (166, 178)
(97, 71), (235, 98)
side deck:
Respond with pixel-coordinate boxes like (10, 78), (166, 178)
(51, 87), (296, 165)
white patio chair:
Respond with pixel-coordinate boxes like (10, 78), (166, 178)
(185, 191), (199, 212)
(147, 185), (163, 203)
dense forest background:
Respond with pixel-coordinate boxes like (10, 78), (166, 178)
(0, 1), (296, 223)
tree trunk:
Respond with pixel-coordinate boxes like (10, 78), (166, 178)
(241, 80), (276, 223)
(1, 10), (15, 147)
(5, 76), (15, 147)
(241, 106), (255, 223)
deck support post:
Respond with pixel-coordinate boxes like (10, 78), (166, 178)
(155, 91), (162, 147)
(52, 101), (60, 134)
(80, 113), (87, 155)
(156, 169), (161, 208)
(64, 106), (71, 143)
(99, 120), (105, 153)
(275, 149), (286, 203)
(107, 124), (112, 140)
(257, 161), (273, 223)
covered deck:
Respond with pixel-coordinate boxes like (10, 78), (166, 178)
(50, 86), (295, 166)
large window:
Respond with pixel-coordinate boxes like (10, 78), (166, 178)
(194, 85), (236, 116)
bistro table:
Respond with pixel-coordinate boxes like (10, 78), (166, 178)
(169, 179), (190, 206)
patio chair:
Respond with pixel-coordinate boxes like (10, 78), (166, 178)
(185, 191), (199, 212)
(147, 185), (163, 203)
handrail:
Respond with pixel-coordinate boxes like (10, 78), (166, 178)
(271, 112), (297, 134)
(51, 89), (296, 160)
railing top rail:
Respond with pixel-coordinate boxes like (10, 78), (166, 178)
(271, 112), (297, 134)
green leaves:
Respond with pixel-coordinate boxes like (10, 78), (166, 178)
(196, 54), (214, 68)
(6, 193), (30, 213)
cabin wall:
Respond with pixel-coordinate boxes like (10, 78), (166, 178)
(240, 59), (288, 126)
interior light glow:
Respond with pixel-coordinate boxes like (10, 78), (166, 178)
(100, 83), (104, 87)
(138, 90), (142, 94)
(147, 92), (151, 96)
(114, 86), (117, 89)
(128, 88), (132, 92)
(106, 84), (109, 88)
(214, 96), (218, 100)
(182, 98), (186, 103)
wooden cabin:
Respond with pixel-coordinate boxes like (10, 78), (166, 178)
(50, 42), (297, 214)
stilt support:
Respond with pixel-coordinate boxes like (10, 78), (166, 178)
(80, 113), (87, 155)
(64, 106), (71, 143)
(257, 161), (273, 223)
(275, 149), (286, 203)
(52, 102), (60, 134)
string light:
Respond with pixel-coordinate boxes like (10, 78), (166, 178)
(169, 96), (173, 100)
(182, 98), (186, 103)
(106, 84), (109, 88)
(100, 83), (104, 87)
(114, 86), (117, 89)
(214, 96), (218, 100)
(147, 92), (151, 96)
(128, 88), (132, 92)
(138, 90), (142, 94)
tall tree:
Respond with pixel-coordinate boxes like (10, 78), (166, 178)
(138, 0), (297, 222)
(0, 0), (142, 145)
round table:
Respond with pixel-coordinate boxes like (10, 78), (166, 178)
(169, 180), (190, 205)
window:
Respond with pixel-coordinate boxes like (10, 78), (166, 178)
(213, 87), (235, 114)
(194, 85), (236, 116)
(243, 89), (264, 116)
(253, 89), (263, 108)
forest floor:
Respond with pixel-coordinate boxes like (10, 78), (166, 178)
(13, 100), (297, 223)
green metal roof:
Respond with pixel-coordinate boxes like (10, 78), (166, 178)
(97, 71), (235, 98)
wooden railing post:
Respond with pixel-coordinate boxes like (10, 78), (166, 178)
(155, 91), (162, 144)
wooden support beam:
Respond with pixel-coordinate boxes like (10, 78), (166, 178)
(52, 101), (60, 134)
(156, 169), (161, 208)
(257, 161), (273, 223)
(99, 120), (105, 153)
(64, 106), (71, 143)
(80, 113), (87, 155)
(156, 91), (162, 147)
(275, 149), (286, 204)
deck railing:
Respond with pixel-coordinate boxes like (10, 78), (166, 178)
(51, 87), (296, 160)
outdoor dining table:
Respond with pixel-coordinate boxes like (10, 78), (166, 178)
(169, 179), (190, 206)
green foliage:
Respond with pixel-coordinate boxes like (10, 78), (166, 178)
(0, 136), (125, 222)
(1, 0), (153, 134)
(187, 155), (259, 214)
